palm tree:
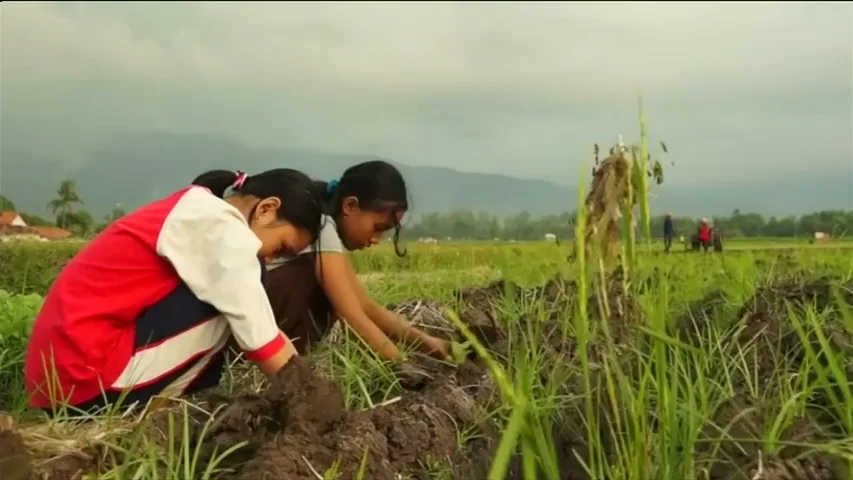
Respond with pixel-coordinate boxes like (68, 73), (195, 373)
(47, 180), (84, 229)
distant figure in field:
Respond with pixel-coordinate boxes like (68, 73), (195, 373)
(697, 218), (712, 251)
(663, 212), (675, 253)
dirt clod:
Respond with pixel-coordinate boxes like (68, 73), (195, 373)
(265, 355), (347, 432)
(0, 429), (31, 480)
(683, 277), (853, 480)
(234, 363), (476, 480)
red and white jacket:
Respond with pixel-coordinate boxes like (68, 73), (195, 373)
(25, 186), (287, 408)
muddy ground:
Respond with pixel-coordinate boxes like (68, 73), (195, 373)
(682, 276), (853, 480)
(3, 274), (852, 480)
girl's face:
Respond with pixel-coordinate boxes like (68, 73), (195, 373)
(338, 197), (404, 251)
(245, 197), (315, 258)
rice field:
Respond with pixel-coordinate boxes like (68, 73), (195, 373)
(1, 238), (852, 480)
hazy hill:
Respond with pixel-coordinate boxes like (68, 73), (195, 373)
(1, 132), (850, 219)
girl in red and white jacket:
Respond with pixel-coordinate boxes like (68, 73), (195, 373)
(25, 169), (322, 415)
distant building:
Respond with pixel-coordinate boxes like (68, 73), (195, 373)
(0, 211), (28, 227)
(31, 226), (73, 240)
(544, 233), (557, 242)
(0, 224), (45, 242)
(0, 211), (72, 241)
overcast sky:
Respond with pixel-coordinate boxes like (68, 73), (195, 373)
(2, 1), (851, 186)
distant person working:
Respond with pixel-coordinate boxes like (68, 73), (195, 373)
(663, 212), (675, 253)
(697, 218), (712, 251)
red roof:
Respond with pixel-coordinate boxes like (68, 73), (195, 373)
(0, 224), (39, 236)
(30, 226), (72, 240)
(0, 211), (22, 225)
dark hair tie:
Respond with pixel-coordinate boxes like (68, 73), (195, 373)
(326, 179), (340, 194)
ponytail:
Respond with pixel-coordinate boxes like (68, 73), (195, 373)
(312, 180), (338, 214)
(191, 170), (248, 198)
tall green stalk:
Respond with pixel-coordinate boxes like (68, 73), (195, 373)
(637, 95), (652, 249)
(622, 137), (637, 275)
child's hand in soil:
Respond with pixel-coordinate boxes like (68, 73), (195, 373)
(393, 362), (432, 390)
(418, 335), (451, 361)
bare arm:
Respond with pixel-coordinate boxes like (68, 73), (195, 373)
(342, 266), (432, 346)
(314, 252), (402, 361)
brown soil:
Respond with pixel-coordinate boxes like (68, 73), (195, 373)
(7, 274), (851, 480)
(681, 276), (853, 391)
(191, 356), (490, 480)
(701, 398), (848, 480)
(452, 273), (641, 480)
(681, 277), (853, 480)
(737, 276), (853, 371)
(0, 413), (95, 480)
(0, 430), (31, 480)
(455, 269), (639, 354)
(676, 288), (731, 343)
(157, 274), (632, 480)
(192, 273), (637, 480)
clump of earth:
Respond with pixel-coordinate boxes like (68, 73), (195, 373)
(679, 276), (853, 480)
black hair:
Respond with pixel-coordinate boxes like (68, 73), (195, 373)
(315, 160), (409, 257)
(191, 169), (322, 240)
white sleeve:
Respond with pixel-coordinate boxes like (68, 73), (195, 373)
(155, 187), (286, 362)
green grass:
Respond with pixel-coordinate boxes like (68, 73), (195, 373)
(0, 289), (42, 413)
(1, 241), (852, 479)
(4, 237), (851, 295)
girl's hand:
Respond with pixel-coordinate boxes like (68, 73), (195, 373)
(418, 335), (451, 361)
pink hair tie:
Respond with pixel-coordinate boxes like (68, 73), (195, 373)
(232, 171), (249, 190)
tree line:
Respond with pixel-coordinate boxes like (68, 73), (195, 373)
(400, 209), (853, 241)
(1, 181), (851, 240)
(1, 181), (125, 236)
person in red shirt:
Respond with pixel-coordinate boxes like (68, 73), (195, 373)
(697, 218), (712, 251)
(25, 169), (323, 415)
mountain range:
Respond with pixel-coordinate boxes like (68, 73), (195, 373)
(1, 131), (850, 220)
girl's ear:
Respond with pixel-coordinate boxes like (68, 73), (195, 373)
(341, 196), (359, 216)
(255, 197), (282, 225)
